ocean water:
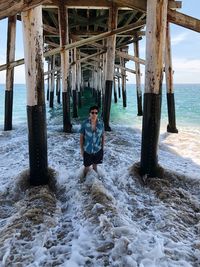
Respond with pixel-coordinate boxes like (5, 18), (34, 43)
(0, 83), (200, 266)
(0, 83), (200, 129)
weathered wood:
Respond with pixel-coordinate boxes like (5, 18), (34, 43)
(46, 60), (50, 101)
(56, 72), (61, 104)
(112, 0), (200, 32)
(165, 22), (178, 133)
(140, 0), (168, 178)
(133, 39), (143, 116)
(43, 24), (59, 35)
(117, 70), (121, 98)
(113, 77), (117, 103)
(42, 0), (181, 9)
(4, 15), (16, 131)
(0, 20), (145, 72)
(0, 0), (48, 20)
(58, 2), (71, 132)
(115, 64), (136, 74)
(77, 51), (82, 108)
(74, 51), (105, 65)
(120, 56), (126, 107)
(109, 0), (181, 12)
(45, 20), (146, 57)
(22, 5), (48, 185)
(116, 50), (145, 65)
(72, 48), (78, 118)
(103, 4), (118, 131)
(167, 9), (200, 33)
(49, 55), (55, 108)
(97, 54), (102, 108)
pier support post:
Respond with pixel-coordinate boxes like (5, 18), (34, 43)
(4, 15), (16, 131)
(22, 6), (48, 185)
(121, 56), (127, 108)
(46, 60), (50, 101)
(56, 71), (61, 104)
(134, 39), (143, 116)
(165, 22), (178, 133)
(140, 0), (168, 177)
(77, 52), (82, 108)
(97, 56), (102, 108)
(58, 2), (71, 132)
(72, 48), (78, 118)
(103, 5), (118, 131)
(117, 70), (121, 99)
(49, 55), (55, 108)
(114, 76), (117, 103)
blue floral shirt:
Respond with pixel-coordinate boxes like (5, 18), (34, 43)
(80, 118), (104, 154)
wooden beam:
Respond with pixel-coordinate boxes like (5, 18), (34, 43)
(0, 0), (48, 20)
(111, 0), (200, 32)
(167, 9), (200, 33)
(108, 0), (181, 12)
(74, 51), (105, 65)
(45, 20), (146, 57)
(43, 24), (59, 35)
(115, 63), (136, 74)
(116, 50), (145, 65)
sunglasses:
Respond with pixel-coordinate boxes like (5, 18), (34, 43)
(90, 111), (98, 115)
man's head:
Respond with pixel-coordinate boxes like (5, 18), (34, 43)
(89, 106), (99, 118)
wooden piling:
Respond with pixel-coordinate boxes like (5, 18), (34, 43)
(22, 6), (48, 185)
(46, 59), (50, 101)
(72, 48), (78, 118)
(140, 0), (168, 177)
(117, 70), (121, 99)
(103, 5), (118, 131)
(165, 22), (178, 133)
(121, 55), (127, 107)
(56, 71), (61, 104)
(114, 76), (117, 103)
(49, 55), (55, 108)
(77, 51), (82, 108)
(4, 15), (16, 131)
(58, 2), (71, 132)
(133, 39), (143, 116)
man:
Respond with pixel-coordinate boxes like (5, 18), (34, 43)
(80, 105), (105, 177)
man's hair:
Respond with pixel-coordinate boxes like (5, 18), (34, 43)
(89, 105), (99, 112)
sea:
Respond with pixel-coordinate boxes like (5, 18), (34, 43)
(0, 83), (200, 267)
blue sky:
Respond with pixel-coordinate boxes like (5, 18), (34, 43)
(0, 0), (200, 84)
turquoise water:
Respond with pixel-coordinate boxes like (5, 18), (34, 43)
(0, 84), (200, 129)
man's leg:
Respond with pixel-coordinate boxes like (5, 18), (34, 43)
(84, 166), (90, 177)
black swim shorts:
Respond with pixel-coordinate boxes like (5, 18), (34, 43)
(83, 149), (103, 167)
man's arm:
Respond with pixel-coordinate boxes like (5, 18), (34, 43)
(80, 133), (84, 156)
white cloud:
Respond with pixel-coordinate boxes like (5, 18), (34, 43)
(173, 57), (200, 72)
(172, 57), (200, 83)
(171, 32), (189, 46)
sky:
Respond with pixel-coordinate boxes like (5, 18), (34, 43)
(0, 0), (200, 84)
